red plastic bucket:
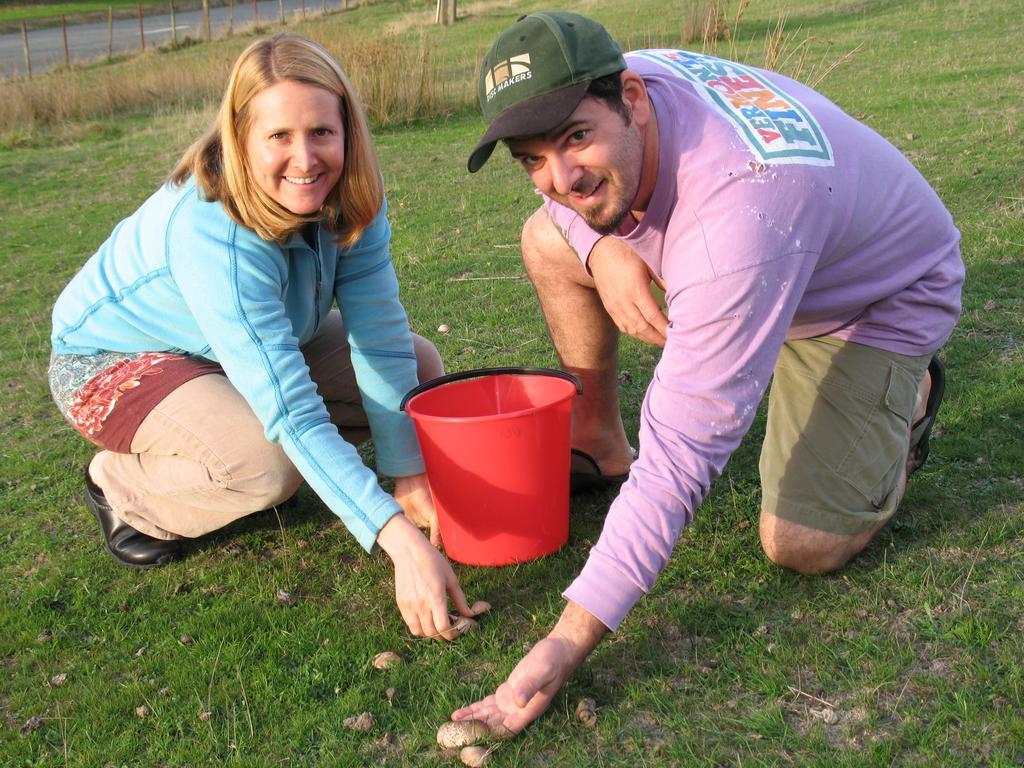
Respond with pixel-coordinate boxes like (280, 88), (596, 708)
(401, 367), (581, 566)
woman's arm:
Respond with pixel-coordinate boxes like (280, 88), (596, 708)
(332, 200), (424, 478)
(168, 197), (401, 552)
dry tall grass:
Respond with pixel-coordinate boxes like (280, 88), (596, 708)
(681, 0), (730, 45)
(0, 0), (853, 146)
(326, 32), (454, 126)
(0, 19), (476, 145)
(0, 43), (242, 145)
(676, 0), (859, 86)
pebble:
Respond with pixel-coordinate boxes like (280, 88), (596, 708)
(437, 719), (488, 749)
(372, 651), (402, 669)
(460, 745), (490, 766)
(343, 711), (375, 733)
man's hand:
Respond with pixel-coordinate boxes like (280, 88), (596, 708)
(393, 472), (440, 546)
(450, 601), (608, 735)
(588, 236), (667, 347)
(376, 513), (475, 639)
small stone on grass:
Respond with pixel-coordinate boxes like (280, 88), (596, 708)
(576, 697), (597, 728)
(343, 711), (375, 733)
(372, 651), (402, 669)
(460, 745), (491, 766)
(437, 719), (489, 749)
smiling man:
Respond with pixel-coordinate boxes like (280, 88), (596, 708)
(452, 12), (964, 734)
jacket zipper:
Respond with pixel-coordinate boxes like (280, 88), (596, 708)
(312, 227), (323, 329)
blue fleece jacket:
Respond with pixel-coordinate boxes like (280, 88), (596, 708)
(51, 179), (422, 551)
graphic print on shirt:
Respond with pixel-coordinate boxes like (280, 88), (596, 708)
(635, 50), (834, 166)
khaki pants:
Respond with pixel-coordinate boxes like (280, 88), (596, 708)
(90, 311), (438, 541)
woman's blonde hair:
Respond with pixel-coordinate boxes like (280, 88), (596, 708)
(171, 34), (382, 246)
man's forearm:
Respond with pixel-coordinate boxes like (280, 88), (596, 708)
(548, 600), (610, 668)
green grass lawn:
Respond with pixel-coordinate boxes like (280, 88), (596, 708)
(1, 0), (1022, 765)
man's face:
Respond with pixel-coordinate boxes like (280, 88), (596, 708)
(506, 96), (643, 235)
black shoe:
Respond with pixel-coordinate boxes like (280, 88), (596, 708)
(907, 356), (946, 478)
(569, 448), (634, 496)
(84, 468), (182, 569)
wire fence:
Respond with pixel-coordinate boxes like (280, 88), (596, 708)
(4, 0), (360, 79)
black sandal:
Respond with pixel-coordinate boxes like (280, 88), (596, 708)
(570, 448), (634, 496)
(907, 356), (946, 477)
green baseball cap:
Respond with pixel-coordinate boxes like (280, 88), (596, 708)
(467, 11), (626, 173)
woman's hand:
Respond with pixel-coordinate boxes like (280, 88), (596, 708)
(376, 513), (475, 640)
(393, 473), (440, 546)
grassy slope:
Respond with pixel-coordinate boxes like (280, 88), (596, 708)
(1, 0), (1022, 765)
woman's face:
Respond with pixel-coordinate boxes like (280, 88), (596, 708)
(244, 79), (345, 215)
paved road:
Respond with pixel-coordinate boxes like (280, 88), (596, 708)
(0, 0), (351, 78)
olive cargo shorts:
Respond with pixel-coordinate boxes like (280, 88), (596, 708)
(759, 336), (932, 535)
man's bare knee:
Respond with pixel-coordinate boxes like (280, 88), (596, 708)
(759, 512), (869, 575)
(521, 208), (586, 281)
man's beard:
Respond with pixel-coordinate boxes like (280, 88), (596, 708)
(579, 191), (633, 235)
(561, 174), (634, 236)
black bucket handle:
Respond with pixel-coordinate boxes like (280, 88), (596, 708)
(400, 366), (582, 412)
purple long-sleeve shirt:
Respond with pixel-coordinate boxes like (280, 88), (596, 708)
(547, 50), (964, 630)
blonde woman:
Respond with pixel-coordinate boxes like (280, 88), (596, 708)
(49, 34), (476, 639)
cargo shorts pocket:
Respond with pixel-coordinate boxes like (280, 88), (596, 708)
(832, 362), (918, 509)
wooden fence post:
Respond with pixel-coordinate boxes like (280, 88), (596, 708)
(228, 0), (234, 34)
(170, 0), (177, 44)
(20, 21), (31, 78)
(138, 3), (146, 51)
(278, 0), (284, 25)
(436, 0), (455, 26)
(253, 0), (259, 29)
(107, 7), (113, 59)
(203, 0), (211, 40)
(60, 14), (70, 66)
(300, 0), (305, 19)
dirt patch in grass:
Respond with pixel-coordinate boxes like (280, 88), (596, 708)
(913, 654), (959, 682)
(367, 730), (404, 760)
(638, 621), (697, 666)
(782, 691), (891, 750)
(0, 690), (18, 733)
(887, 608), (917, 643)
(456, 658), (499, 686)
(625, 710), (670, 756)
